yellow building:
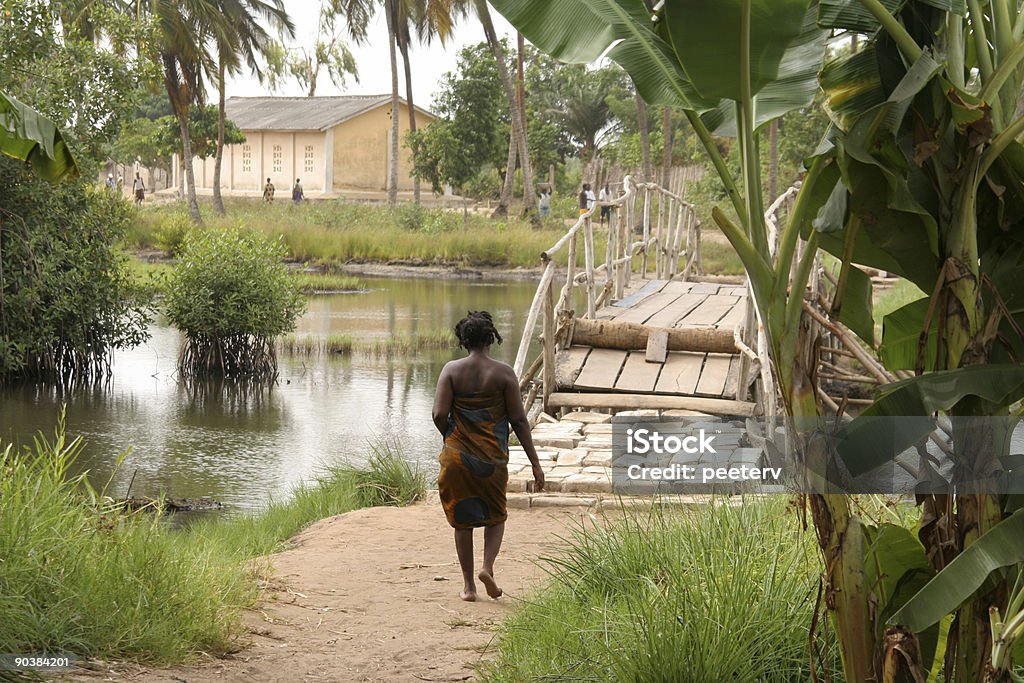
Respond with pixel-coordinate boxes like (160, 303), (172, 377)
(178, 95), (434, 196)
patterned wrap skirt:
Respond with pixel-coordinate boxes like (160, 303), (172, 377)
(437, 391), (510, 529)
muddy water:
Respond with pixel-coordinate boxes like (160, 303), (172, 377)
(0, 275), (538, 511)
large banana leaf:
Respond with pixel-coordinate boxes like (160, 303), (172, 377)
(0, 91), (77, 182)
(836, 365), (1024, 475)
(660, 0), (812, 102)
(818, 0), (963, 33)
(878, 297), (937, 372)
(890, 509), (1024, 632)
(487, 0), (714, 111)
(699, 4), (828, 136)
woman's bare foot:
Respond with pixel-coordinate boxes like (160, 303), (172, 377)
(477, 569), (502, 599)
(460, 588), (477, 602)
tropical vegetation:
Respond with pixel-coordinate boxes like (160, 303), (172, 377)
(491, 0), (1024, 680)
(164, 227), (306, 378)
(0, 417), (425, 663)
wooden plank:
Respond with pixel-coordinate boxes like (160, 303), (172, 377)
(677, 294), (739, 327)
(644, 292), (707, 328)
(615, 288), (690, 325)
(611, 279), (667, 308)
(654, 351), (705, 395)
(714, 298), (747, 329)
(645, 329), (669, 363)
(548, 392), (759, 417)
(555, 346), (591, 390)
(690, 282), (722, 294)
(695, 353), (733, 397)
(573, 348), (628, 390)
(724, 355), (741, 399)
(615, 351), (663, 393)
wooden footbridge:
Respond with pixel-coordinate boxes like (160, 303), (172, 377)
(515, 175), (763, 420)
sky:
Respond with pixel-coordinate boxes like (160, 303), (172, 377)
(224, 2), (518, 111)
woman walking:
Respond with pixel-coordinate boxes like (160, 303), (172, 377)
(432, 311), (544, 601)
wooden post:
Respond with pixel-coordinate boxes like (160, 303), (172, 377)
(655, 190), (665, 279)
(563, 229), (577, 311)
(542, 277), (556, 414)
(514, 261), (556, 376)
(605, 206), (615, 300)
(640, 188), (650, 278)
(583, 215), (597, 318)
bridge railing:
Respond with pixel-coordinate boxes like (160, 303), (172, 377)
(514, 174), (706, 416)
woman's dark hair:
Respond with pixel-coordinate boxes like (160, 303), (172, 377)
(454, 311), (503, 350)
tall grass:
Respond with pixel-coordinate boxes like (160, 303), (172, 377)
(480, 497), (839, 682)
(129, 201), (578, 269)
(277, 330), (455, 357)
(0, 419), (425, 665)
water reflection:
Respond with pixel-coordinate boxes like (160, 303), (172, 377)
(0, 275), (537, 511)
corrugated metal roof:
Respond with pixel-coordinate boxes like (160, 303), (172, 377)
(224, 95), (428, 132)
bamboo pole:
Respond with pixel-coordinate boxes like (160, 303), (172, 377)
(640, 188), (650, 278)
(518, 352), (543, 391)
(514, 260), (556, 376)
(583, 215), (597, 318)
(605, 205), (616, 299)
(542, 277), (556, 414)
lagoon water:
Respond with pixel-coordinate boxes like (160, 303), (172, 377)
(0, 275), (538, 512)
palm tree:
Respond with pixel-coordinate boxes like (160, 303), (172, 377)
(475, 0), (535, 217)
(144, 0), (216, 224)
(209, 0), (294, 215)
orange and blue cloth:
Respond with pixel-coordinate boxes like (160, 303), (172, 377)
(437, 391), (509, 529)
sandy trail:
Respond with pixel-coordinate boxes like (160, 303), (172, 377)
(73, 498), (595, 683)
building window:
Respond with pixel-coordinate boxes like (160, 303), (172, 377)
(241, 145), (251, 173)
(304, 145), (314, 174)
(272, 144), (282, 174)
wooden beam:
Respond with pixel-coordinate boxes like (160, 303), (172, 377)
(571, 317), (737, 354)
(547, 392), (758, 417)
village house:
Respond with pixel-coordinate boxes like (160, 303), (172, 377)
(174, 95), (434, 197)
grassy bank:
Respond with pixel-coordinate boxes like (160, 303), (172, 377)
(0, 422), (424, 665)
(127, 258), (366, 295)
(129, 199), (744, 274)
(480, 498), (839, 682)
(278, 330), (456, 357)
(129, 200), (576, 269)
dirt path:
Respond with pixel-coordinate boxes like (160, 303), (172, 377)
(74, 497), (596, 683)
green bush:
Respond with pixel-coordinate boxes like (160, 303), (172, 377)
(164, 228), (305, 378)
(480, 498), (840, 682)
(0, 156), (151, 382)
(152, 211), (192, 255)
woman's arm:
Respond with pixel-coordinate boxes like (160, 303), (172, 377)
(503, 366), (544, 491)
(432, 363), (454, 435)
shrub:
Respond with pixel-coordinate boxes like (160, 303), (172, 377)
(164, 228), (305, 378)
(152, 211), (192, 255)
(0, 156), (151, 383)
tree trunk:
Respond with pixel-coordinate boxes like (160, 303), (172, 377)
(162, 55), (202, 225)
(661, 106), (673, 187)
(385, 2), (400, 205)
(493, 132), (516, 218)
(478, 2), (536, 215)
(636, 92), (652, 181)
(213, 58), (227, 216)
(177, 111), (202, 225)
(399, 38), (420, 205)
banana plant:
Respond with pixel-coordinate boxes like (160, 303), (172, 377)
(486, 0), (892, 679)
(805, 0), (1024, 679)
(0, 90), (77, 181)
(492, 0), (1024, 680)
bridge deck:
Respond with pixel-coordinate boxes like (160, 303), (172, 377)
(556, 279), (749, 403)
